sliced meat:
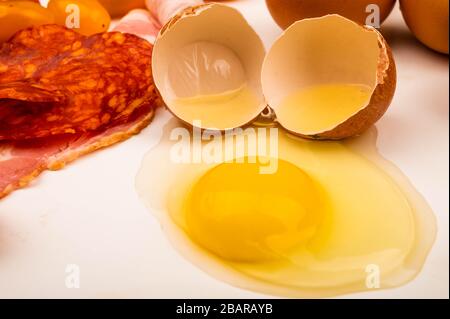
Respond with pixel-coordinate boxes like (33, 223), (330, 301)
(0, 25), (155, 140)
(113, 9), (161, 44)
(0, 106), (154, 199)
(1, 13), (162, 199)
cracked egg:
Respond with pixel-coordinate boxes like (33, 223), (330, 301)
(262, 14), (396, 139)
(153, 5), (396, 140)
(152, 4), (267, 131)
(141, 5), (435, 298)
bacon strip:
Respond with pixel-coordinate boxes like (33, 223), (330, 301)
(0, 106), (154, 199)
(113, 9), (161, 44)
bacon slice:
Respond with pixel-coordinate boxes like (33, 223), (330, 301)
(113, 9), (161, 44)
(1, 16), (161, 198)
(0, 106), (154, 199)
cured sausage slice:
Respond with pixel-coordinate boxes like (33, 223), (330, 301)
(0, 24), (155, 140)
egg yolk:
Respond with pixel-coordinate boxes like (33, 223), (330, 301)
(184, 158), (327, 263)
(137, 118), (437, 297)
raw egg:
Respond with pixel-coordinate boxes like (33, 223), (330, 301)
(266, 0), (397, 29)
(136, 118), (436, 297)
(152, 4), (396, 140)
(400, 0), (449, 54)
(139, 1), (434, 299)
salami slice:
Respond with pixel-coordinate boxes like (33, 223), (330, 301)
(0, 24), (155, 140)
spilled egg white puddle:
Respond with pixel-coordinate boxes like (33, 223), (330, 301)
(136, 118), (436, 298)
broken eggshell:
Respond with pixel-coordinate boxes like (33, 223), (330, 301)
(152, 5), (396, 140)
(152, 3), (267, 131)
(262, 14), (396, 140)
(145, 0), (204, 26)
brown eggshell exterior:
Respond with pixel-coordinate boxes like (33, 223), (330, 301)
(399, 0), (449, 54)
(266, 0), (397, 29)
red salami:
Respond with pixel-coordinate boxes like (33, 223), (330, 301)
(0, 24), (156, 140)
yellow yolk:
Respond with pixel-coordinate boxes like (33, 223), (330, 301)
(185, 158), (327, 262)
(276, 84), (373, 134)
(136, 118), (437, 298)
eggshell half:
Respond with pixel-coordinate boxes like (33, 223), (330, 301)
(152, 4), (267, 130)
(262, 15), (396, 140)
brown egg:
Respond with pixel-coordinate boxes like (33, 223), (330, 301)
(266, 0), (396, 29)
(400, 0), (449, 54)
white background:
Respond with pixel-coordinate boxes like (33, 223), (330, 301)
(0, 0), (448, 298)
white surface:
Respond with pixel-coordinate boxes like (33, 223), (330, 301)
(0, 0), (448, 299)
